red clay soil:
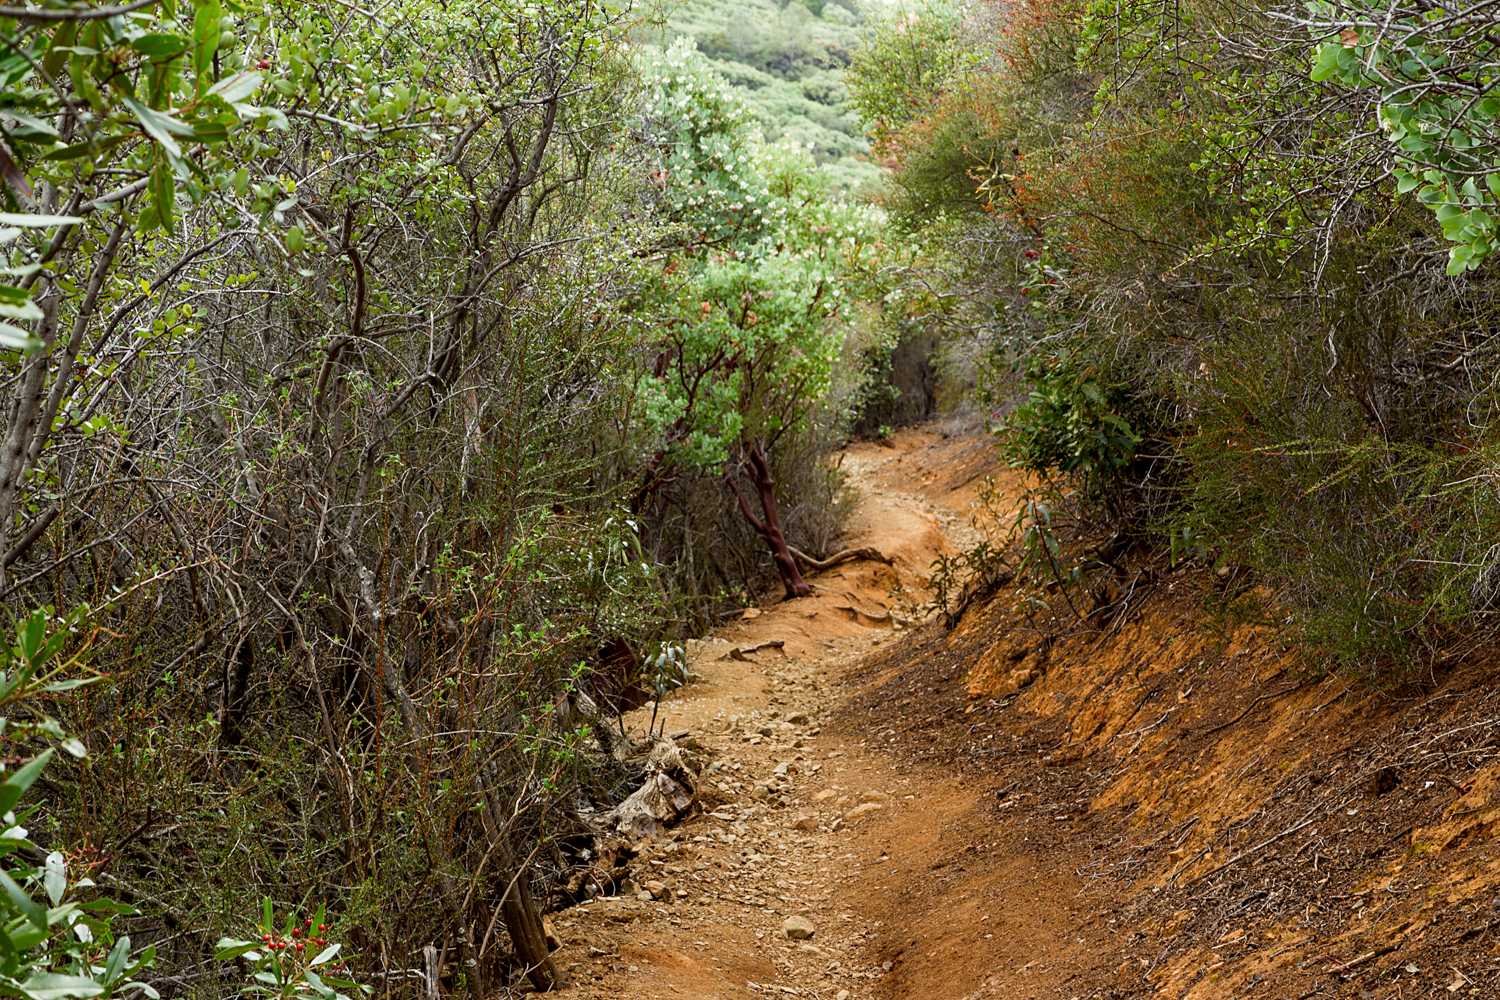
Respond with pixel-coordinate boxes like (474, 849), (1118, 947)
(538, 426), (1500, 1000)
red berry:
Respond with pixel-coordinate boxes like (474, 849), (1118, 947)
(257, 60), (270, 68)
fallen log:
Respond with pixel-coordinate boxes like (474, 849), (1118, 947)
(788, 544), (890, 572)
(720, 640), (785, 660)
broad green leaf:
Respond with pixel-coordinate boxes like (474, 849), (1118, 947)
(123, 942), (155, 978)
(131, 34), (190, 61)
(301, 970), (337, 1000)
(310, 943), (340, 966)
(21, 610), (44, 661)
(42, 21), (77, 80)
(134, 205), (160, 236)
(1, 750), (52, 804)
(40, 134), (128, 164)
(42, 902), (80, 924)
(42, 852), (64, 906)
(39, 678), (102, 694)
(212, 937), (260, 961)
(121, 97), (193, 159)
(190, 120), (229, 145)
(209, 70), (262, 105)
(0, 111), (59, 139)
(39, 143), (98, 163)
(15, 973), (105, 1000)
(192, 0), (224, 95)
(8, 924), (47, 951)
(102, 935), (129, 986)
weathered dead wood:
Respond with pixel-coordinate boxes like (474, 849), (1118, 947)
(788, 544), (890, 572)
(604, 737), (698, 845)
(720, 640), (785, 660)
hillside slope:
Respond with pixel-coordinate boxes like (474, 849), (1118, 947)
(639, 0), (882, 193)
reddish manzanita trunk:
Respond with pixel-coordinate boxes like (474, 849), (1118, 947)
(728, 447), (811, 599)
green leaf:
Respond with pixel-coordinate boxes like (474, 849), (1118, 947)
(0, 286), (40, 324)
(261, 896), (272, 933)
(15, 974), (105, 1000)
(39, 143), (99, 163)
(43, 21), (78, 80)
(0, 749), (52, 808)
(102, 935), (129, 986)
(8, 924), (46, 951)
(208, 70), (262, 105)
(192, 0), (224, 95)
(0, 213), (84, 228)
(134, 205), (161, 236)
(0, 111), (59, 139)
(300, 970), (337, 1000)
(130, 34), (190, 61)
(1310, 44), (1339, 82)
(39, 677), (101, 695)
(150, 161), (175, 237)
(121, 97), (193, 159)
(310, 943), (340, 966)
(213, 937), (261, 961)
(189, 119), (229, 145)
(0, 870), (47, 930)
(42, 852), (64, 906)
(21, 610), (44, 662)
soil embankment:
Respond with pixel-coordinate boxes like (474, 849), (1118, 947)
(545, 426), (1500, 1000)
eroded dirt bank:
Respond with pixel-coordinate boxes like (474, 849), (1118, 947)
(541, 426), (1500, 1000)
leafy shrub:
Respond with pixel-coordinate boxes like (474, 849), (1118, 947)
(216, 900), (369, 1000)
(1000, 350), (1142, 490)
(0, 608), (157, 1000)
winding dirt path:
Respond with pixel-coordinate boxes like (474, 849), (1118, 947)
(537, 424), (1500, 1000)
(543, 428), (1082, 1000)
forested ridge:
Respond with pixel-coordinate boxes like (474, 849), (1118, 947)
(0, 0), (1496, 995)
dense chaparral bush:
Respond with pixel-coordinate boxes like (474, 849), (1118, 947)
(846, 0), (1500, 674)
(0, 0), (884, 996)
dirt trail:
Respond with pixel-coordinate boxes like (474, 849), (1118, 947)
(546, 427), (1046, 1000)
(546, 425), (1500, 1000)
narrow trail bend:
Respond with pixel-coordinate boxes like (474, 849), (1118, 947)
(547, 424), (1500, 1000)
(551, 427), (1089, 1000)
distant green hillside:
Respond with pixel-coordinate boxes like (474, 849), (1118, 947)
(639, 0), (883, 193)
